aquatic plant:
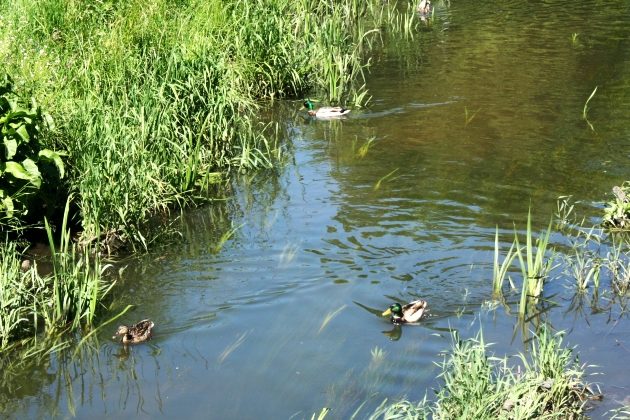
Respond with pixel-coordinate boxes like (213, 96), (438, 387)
(349, 328), (592, 419)
(564, 228), (601, 293)
(42, 199), (115, 330)
(464, 106), (480, 126)
(0, 239), (31, 349)
(491, 226), (517, 298)
(606, 236), (630, 296)
(373, 168), (400, 191)
(514, 211), (554, 318)
(603, 183), (630, 230)
(356, 136), (377, 159)
(0, 200), (113, 352)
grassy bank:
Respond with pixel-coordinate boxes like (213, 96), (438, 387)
(1, 0), (411, 249)
(0, 0), (415, 351)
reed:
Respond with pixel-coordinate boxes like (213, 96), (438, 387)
(492, 226), (517, 298)
(43, 200), (115, 330)
(0, 200), (113, 352)
(514, 210), (554, 318)
(358, 328), (591, 419)
(564, 228), (601, 293)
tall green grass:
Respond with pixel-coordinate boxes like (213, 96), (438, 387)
(0, 201), (113, 353)
(341, 328), (592, 419)
(1, 0), (411, 250)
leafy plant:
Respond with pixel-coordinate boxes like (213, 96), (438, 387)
(564, 228), (601, 293)
(603, 183), (630, 230)
(514, 211), (554, 318)
(0, 74), (65, 228)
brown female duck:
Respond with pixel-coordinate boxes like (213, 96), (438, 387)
(113, 319), (155, 344)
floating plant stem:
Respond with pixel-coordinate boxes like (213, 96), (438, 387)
(582, 86), (598, 131)
(374, 168), (400, 191)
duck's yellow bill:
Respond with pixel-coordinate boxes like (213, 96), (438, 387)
(382, 308), (392, 317)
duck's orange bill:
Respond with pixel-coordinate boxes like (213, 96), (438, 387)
(382, 308), (392, 317)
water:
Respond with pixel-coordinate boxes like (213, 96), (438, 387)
(3, 0), (630, 418)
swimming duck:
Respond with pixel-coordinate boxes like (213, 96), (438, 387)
(417, 0), (431, 16)
(113, 319), (155, 344)
(304, 100), (350, 119)
(382, 300), (428, 324)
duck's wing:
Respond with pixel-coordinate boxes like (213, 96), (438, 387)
(131, 319), (154, 335)
(402, 300), (428, 323)
(317, 107), (350, 117)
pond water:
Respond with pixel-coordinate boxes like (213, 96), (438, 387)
(3, 0), (630, 418)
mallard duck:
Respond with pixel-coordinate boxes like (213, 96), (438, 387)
(417, 0), (431, 16)
(113, 319), (154, 344)
(382, 300), (428, 324)
(304, 100), (350, 119)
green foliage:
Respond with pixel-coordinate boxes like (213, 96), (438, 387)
(357, 328), (591, 419)
(0, 74), (65, 229)
(514, 211), (554, 318)
(492, 226), (517, 298)
(603, 183), (630, 230)
(0, 0), (412, 249)
(0, 239), (32, 349)
(0, 200), (113, 352)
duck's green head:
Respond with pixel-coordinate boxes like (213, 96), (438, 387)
(303, 100), (315, 110)
(382, 303), (403, 317)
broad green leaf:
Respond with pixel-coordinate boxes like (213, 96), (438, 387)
(39, 149), (66, 179)
(3, 161), (31, 180)
(22, 158), (42, 187)
(3, 138), (17, 159)
(1, 194), (14, 218)
(43, 112), (55, 130)
(2, 161), (41, 188)
(8, 109), (29, 120)
(11, 123), (30, 143)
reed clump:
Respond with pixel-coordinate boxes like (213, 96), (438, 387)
(0, 201), (113, 353)
(343, 328), (593, 419)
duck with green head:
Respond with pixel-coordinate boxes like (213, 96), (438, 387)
(303, 100), (350, 119)
(382, 300), (428, 324)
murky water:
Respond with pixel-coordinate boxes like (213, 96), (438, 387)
(3, 0), (630, 418)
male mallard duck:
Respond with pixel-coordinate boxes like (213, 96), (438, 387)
(304, 100), (350, 119)
(382, 300), (428, 324)
(417, 0), (431, 16)
(113, 319), (155, 344)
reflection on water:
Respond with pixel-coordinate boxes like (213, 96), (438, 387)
(3, 0), (630, 417)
